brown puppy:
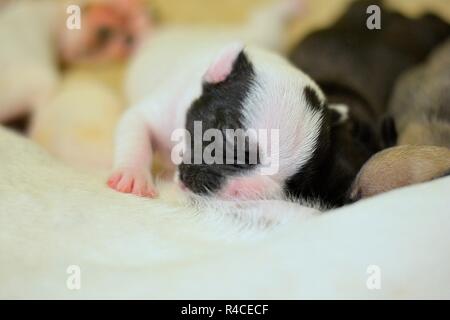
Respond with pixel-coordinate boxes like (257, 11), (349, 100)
(350, 145), (450, 200)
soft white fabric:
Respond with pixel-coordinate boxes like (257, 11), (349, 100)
(0, 127), (449, 299)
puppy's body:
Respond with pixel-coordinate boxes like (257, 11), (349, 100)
(350, 145), (450, 200)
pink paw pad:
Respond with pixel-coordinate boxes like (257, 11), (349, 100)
(107, 169), (158, 198)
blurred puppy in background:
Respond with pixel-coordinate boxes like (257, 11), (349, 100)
(350, 38), (450, 201)
(59, 0), (151, 64)
(0, 0), (152, 126)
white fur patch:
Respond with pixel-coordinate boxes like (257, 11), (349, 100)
(329, 103), (350, 124)
(240, 46), (325, 183)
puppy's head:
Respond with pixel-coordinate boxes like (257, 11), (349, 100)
(349, 145), (450, 201)
(59, 0), (151, 64)
(178, 43), (341, 200)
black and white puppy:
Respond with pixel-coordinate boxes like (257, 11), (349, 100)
(178, 46), (351, 206)
(109, 28), (351, 206)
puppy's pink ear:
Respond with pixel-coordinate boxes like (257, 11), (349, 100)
(203, 42), (245, 84)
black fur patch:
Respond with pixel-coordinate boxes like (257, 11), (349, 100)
(179, 51), (258, 194)
(285, 85), (378, 207)
(284, 106), (334, 204)
(381, 115), (398, 147)
(303, 86), (324, 112)
(284, 110), (366, 207)
(3, 114), (30, 133)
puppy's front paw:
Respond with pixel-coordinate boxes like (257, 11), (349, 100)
(107, 167), (158, 198)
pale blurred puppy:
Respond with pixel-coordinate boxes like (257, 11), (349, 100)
(59, 0), (151, 64)
(0, 0), (152, 123)
(350, 145), (450, 200)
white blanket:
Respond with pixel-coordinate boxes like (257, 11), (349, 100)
(0, 127), (449, 299)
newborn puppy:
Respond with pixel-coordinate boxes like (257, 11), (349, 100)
(385, 38), (450, 148)
(178, 47), (351, 206)
(110, 39), (349, 205)
(109, 1), (359, 206)
(349, 145), (450, 200)
(59, 0), (151, 64)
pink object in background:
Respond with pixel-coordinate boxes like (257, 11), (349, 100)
(59, 0), (152, 64)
